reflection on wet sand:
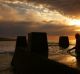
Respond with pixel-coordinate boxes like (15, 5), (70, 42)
(49, 46), (74, 67)
(49, 46), (80, 70)
(48, 54), (77, 68)
(0, 47), (79, 74)
(0, 43), (80, 73)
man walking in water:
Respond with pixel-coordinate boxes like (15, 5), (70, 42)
(67, 33), (80, 68)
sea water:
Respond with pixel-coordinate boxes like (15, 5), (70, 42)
(0, 41), (16, 52)
(0, 41), (77, 73)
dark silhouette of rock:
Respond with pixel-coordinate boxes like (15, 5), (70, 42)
(59, 36), (69, 49)
(11, 36), (28, 67)
(28, 32), (48, 58)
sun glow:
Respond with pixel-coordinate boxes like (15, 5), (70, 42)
(75, 29), (80, 31)
(67, 18), (80, 26)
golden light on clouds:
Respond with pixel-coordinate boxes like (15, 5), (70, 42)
(65, 17), (80, 32)
(1, 0), (80, 30)
(0, 0), (80, 37)
(0, 0), (78, 26)
(0, 0), (80, 24)
(67, 18), (80, 26)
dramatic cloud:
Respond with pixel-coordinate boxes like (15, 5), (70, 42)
(1, 0), (80, 17)
(0, 21), (76, 37)
(26, 0), (80, 17)
(32, 24), (76, 35)
(0, 1), (70, 23)
(0, 0), (79, 37)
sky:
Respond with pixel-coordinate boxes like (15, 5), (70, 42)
(0, 0), (80, 42)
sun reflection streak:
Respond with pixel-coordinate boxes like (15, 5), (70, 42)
(57, 55), (77, 68)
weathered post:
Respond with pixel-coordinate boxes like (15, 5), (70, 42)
(11, 36), (27, 67)
(28, 32), (48, 58)
(59, 36), (69, 49)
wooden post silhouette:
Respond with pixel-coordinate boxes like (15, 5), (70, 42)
(59, 36), (69, 49)
(11, 35), (79, 74)
(11, 36), (27, 67)
(28, 32), (48, 58)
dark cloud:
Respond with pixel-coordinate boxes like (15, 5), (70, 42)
(35, 24), (76, 35)
(0, 22), (30, 37)
(0, 21), (76, 37)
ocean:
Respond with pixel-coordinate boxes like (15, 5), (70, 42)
(0, 41), (78, 74)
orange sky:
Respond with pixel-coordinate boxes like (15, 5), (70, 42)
(48, 35), (75, 44)
(48, 35), (59, 41)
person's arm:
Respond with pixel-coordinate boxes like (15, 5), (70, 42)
(67, 47), (75, 54)
(71, 47), (76, 49)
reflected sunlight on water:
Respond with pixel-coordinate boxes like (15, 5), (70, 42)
(0, 41), (79, 71)
(70, 40), (76, 45)
(48, 44), (77, 68)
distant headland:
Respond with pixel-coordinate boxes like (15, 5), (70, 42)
(0, 38), (16, 41)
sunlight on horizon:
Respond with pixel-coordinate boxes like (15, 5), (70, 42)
(74, 29), (80, 32)
(70, 40), (75, 44)
(48, 35), (76, 44)
(67, 18), (80, 26)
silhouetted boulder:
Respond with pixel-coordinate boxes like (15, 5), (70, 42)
(28, 32), (48, 58)
(59, 36), (69, 49)
(11, 36), (28, 67)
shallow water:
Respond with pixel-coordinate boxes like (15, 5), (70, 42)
(0, 41), (16, 52)
(0, 41), (79, 73)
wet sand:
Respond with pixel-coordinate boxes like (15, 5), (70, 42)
(0, 51), (79, 74)
(0, 54), (13, 74)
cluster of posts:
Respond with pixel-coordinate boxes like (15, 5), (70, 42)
(11, 32), (49, 73)
(11, 32), (78, 74)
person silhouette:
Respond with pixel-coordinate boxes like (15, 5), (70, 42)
(75, 33), (80, 68)
(67, 33), (80, 68)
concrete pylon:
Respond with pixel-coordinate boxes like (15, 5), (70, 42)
(59, 36), (69, 49)
(11, 36), (28, 67)
(28, 32), (48, 58)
